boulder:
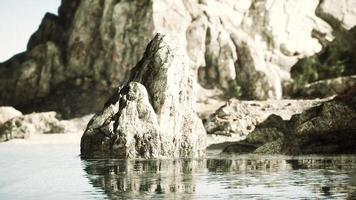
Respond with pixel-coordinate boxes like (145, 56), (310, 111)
(0, 107), (22, 125)
(0, 112), (65, 142)
(80, 34), (206, 159)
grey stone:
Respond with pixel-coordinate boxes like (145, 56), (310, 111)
(81, 34), (206, 159)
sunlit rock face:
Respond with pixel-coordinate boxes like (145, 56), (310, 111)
(319, 0), (356, 30)
(80, 34), (206, 159)
(0, 0), (355, 116)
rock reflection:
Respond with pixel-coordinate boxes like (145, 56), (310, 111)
(83, 159), (205, 198)
(207, 158), (292, 172)
(288, 156), (356, 170)
(82, 156), (356, 199)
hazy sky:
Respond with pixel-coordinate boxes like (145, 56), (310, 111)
(0, 0), (60, 62)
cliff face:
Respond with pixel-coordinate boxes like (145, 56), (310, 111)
(0, 0), (355, 117)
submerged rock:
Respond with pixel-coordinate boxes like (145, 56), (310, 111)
(81, 34), (206, 159)
(0, 107), (22, 125)
(0, 112), (65, 142)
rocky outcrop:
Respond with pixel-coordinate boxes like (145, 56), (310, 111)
(0, 107), (22, 125)
(0, 112), (65, 142)
(80, 34), (206, 159)
(204, 99), (325, 145)
(222, 90), (356, 154)
(1, 0), (355, 117)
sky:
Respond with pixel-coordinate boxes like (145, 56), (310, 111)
(0, 0), (60, 62)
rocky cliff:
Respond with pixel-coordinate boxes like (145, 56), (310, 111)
(1, 0), (355, 117)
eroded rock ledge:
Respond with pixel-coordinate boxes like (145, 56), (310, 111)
(80, 34), (206, 159)
(222, 88), (356, 155)
(203, 98), (326, 146)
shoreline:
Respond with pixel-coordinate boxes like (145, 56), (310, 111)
(0, 132), (82, 145)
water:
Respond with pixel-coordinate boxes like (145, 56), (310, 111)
(0, 144), (356, 199)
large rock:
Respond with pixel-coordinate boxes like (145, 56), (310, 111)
(204, 99), (324, 145)
(222, 89), (356, 155)
(1, 0), (355, 116)
(80, 34), (206, 159)
(0, 107), (22, 125)
(0, 112), (65, 142)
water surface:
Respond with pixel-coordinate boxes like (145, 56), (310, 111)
(0, 144), (356, 199)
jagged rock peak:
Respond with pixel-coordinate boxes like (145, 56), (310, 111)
(80, 33), (207, 159)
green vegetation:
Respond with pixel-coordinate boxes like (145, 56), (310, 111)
(291, 26), (356, 88)
(292, 56), (348, 87)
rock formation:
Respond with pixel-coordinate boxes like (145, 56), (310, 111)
(80, 34), (206, 159)
(0, 112), (65, 142)
(222, 89), (356, 154)
(1, 0), (355, 117)
(203, 98), (325, 145)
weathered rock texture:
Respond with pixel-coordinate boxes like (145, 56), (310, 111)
(0, 112), (65, 142)
(1, 0), (355, 117)
(81, 34), (206, 159)
(204, 98), (326, 145)
(222, 89), (356, 155)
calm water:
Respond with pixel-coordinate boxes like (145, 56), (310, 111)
(0, 144), (356, 199)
